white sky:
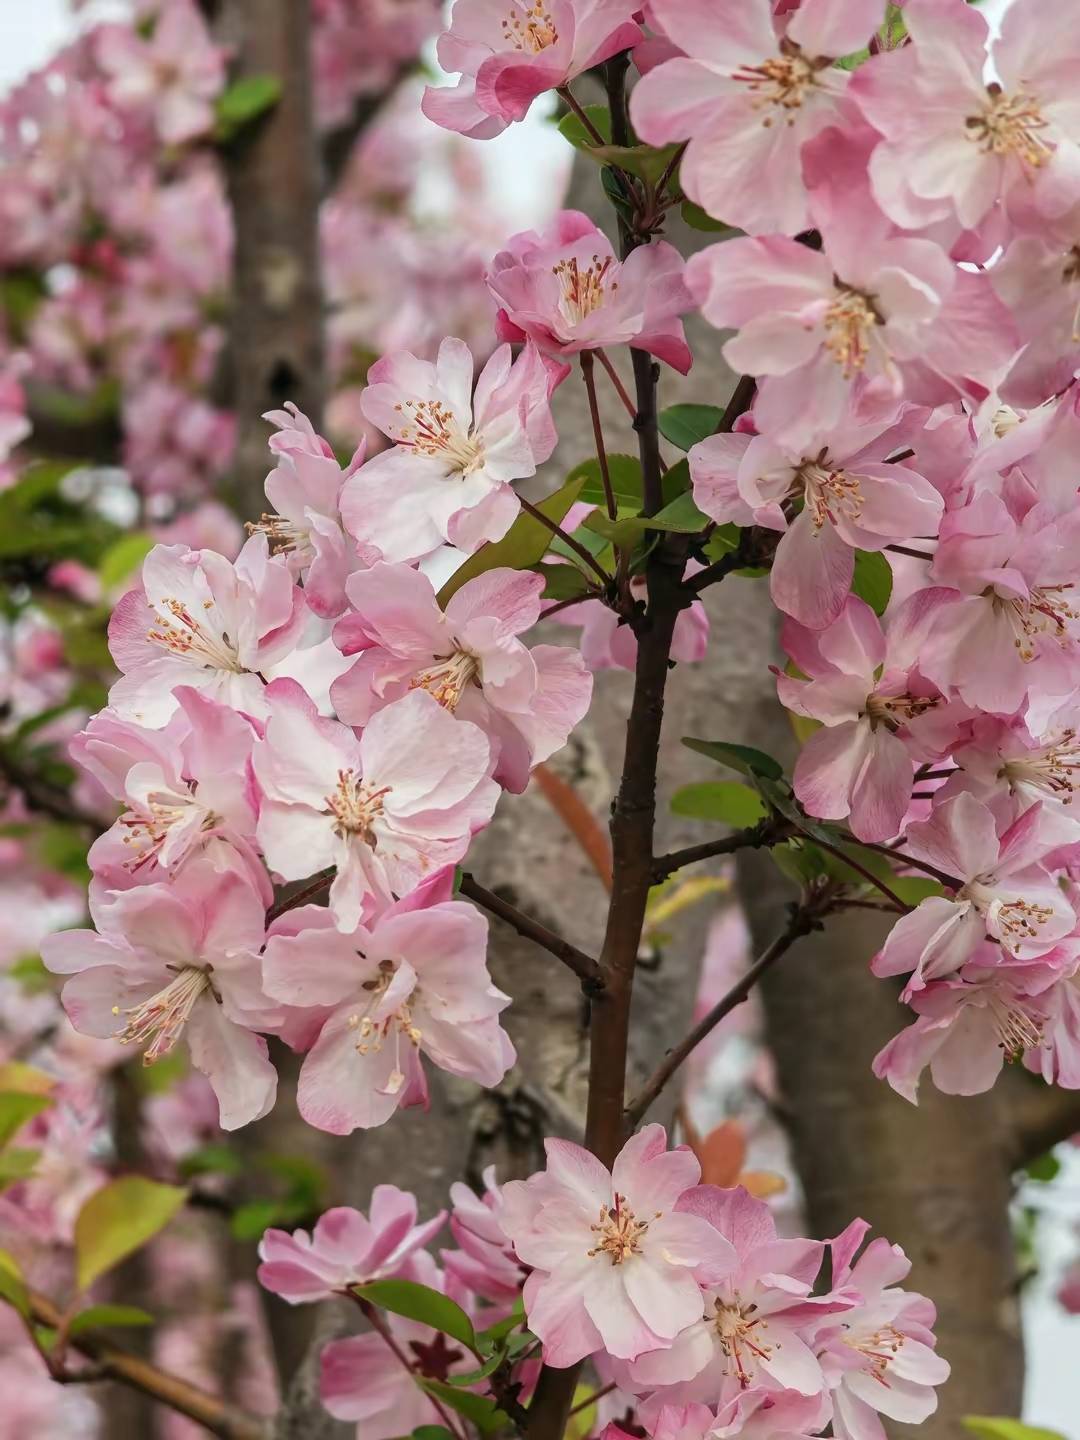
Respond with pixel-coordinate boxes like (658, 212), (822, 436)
(0, 0), (1077, 1431)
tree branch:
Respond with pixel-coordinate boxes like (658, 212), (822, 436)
(458, 874), (603, 993)
(651, 817), (793, 883)
(517, 495), (612, 588)
(624, 904), (822, 1126)
(28, 1290), (268, 1439)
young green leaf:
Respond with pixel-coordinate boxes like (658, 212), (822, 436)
(437, 473), (587, 605)
(0, 1249), (30, 1319)
(583, 490), (710, 546)
(74, 1177), (187, 1292)
(0, 1091), (52, 1148)
(852, 549), (893, 616)
(566, 454), (642, 510)
(214, 74), (283, 142)
(680, 201), (731, 233)
(670, 781), (767, 826)
(68, 1304), (156, 1337)
(412, 1429), (457, 1440)
(556, 105), (612, 150)
(99, 533), (154, 589)
(682, 738), (784, 780)
(658, 405), (725, 451)
(420, 1380), (510, 1434)
(354, 1278), (477, 1352)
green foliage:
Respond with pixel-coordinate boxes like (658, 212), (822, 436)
(0, 270), (47, 340)
(0, 1091), (52, 1148)
(354, 1278), (477, 1352)
(99, 533), (154, 589)
(68, 1304), (155, 1337)
(0, 1250), (30, 1320)
(534, 563), (592, 602)
(566, 454), (642, 510)
(658, 405), (725, 452)
(0, 1149), (42, 1191)
(437, 474), (587, 603)
(214, 74), (283, 142)
(230, 1153), (328, 1240)
(412, 1429), (457, 1440)
(680, 201), (731, 233)
(582, 490), (710, 547)
(420, 1380), (510, 1434)
(682, 738), (783, 781)
(556, 105), (612, 149)
(851, 550), (894, 616)
(74, 1177), (187, 1292)
(963, 1421), (1066, 1440)
(1025, 1151), (1061, 1183)
(670, 781), (767, 826)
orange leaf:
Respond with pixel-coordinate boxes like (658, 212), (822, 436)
(697, 1120), (747, 1188)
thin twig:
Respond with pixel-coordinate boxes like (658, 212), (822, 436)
(810, 834), (912, 912)
(518, 495), (611, 588)
(0, 748), (104, 831)
(580, 353), (617, 520)
(718, 374), (756, 432)
(625, 908), (819, 1125)
(651, 817), (792, 883)
(267, 868), (333, 923)
(851, 838), (960, 890)
(555, 85), (607, 146)
(459, 874), (603, 993)
(27, 1290), (267, 1439)
(654, 141), (687, 201)
(886, 544), (934, 561)
(568, 1381), (617, 1417)
(595, 349), (636, 419)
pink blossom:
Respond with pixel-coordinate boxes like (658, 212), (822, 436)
(107, 537), (306, 727)
(442, 1166), (523, 1305)
(261, 887), (514, 1133)
(711, 1388), (832, 1440)
(631, 0), (881, 235)
(255, 402), (367, 619)
(812, 1220), (949, 1440)
(74, 687), (263, 888)
(777, 599), (943, 841)
(948, 709), (1080, 832)
(691, 417), (942, 630)
(258, 1187), (445, 1303)
(873, 794), (1077, 998)
(623, 1184), (838, 1403)
(95, 1), (226, 145)
(422, 0), (641, 140)
(341, 339), (562, 563)
(41, 861), (278, 1130)
(499, 1125), (735, 1367)
(849, 0), (1080, 234)
(992, 209), (1080, 408)
(551, 575), (708, 673)
(331, 563), (592, 792)
(487, 212), (694, 374)
(252, 679), (498, 930)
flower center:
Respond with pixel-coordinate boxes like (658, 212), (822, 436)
(409, 650), (480, 712)
(965, 880), (1056, 949)
(553, 254), (617, 326)
(500, 0), (559, 52)
(966, 87), (1050, 168)
(391, 399), (485, 476)
(797, 457), (864, 530)
(843, 1324), (906, 1386)
(146, 598), (244, 672)
(347, 958), (423, 1095)
(994, 586), (1080, 661)
(246, 513), (311, 559)
(713, 1294), (772, 1388)
(823, 286), (881, 377)
(113, 966), (212, 1064)
(325, 769), (390, 843)
(988, 992), (1043, 1059)
(586, 1193), (652, 1265)
(732, 42), (822, 125)
(119, 785), (217, 873)
(1001, 730), (1080, 802)
(865, 692), (938, 732)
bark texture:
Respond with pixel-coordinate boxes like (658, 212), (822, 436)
(218, 0), (325, 518)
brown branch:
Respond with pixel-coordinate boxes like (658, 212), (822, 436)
(718, 373), (756, 433)
(0, 747), (104, 832)
(266, 868), (333, 923)
(28, 1290), (268, 1439)
(624, 905), (822, 1125)
(458, 874), (603, 993)
(651, 817), (793, 883)
(517, 495), (612, 588)
(810, 834), (911, 913)
(580, 353), (617, 520)
(595, 350), (636, 420)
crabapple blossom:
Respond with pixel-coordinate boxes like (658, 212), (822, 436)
(95, 0), (225, 145)
(499, 1125), (736, 1366)
(107, 537), (306, 727)
(257, 1187), (446, 1303)
(631, 0), (882, 235)
(40, 861), (278, 1130)
(423, 0), (641, 140)
(691, 416), (943, 629)
(330, 562), (592, 792)
(487, 212), (694, 373)
(812, 1220), (950, 1440)
(872, 793), (1077, 999)
(551, 566), (709, 672)
(261, 884), (514, 1133)
(252, 679), (499, 931)
(341, 338), (563, 562)
(441, 1166), (523, 1306)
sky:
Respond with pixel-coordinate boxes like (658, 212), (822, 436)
(0, 1), (1078, 1431)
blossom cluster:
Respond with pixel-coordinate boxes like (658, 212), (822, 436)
(257, 1128), (948, 1440)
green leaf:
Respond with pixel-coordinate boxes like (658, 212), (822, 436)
(354, 1279), (477, 1352)
(534, 563), (592, 603)
(580, 141), (684, 187)
(0, 1091), (52, 1148)
(889, 875), (945, 907)
(230, 1200), (284, 1242)
(214, 74), (283, 142)
(447, 1350), (505, 1385)
(412, 1429), (457, 1440)
(0, 270), (47, 339)
(68, 1304), (155, 1337)
(99, 533), (153, 590)
(178, 1144), (244, 1180)
(963, 1421), (1066, 1440)
(476, 1299), (526, 1351)
(852, 550), (893, 616)
(661, 457), (691, 503)
(583, 490), (710, 546)
(420, 1381), (509, 1434)
(566, 454), (642, 511)
(658, 405), (725, 452)
(704, 523), (743, 559)
(671, 781), (767, 826)
(682, 738), (783, 781)
(770, 838), (829, 889)
(680, 201), (731, 233)
(0, 1250), (29, 1319)
(437, 474), (587, 604)
(1025, 1151), (1061, 1183)
(74, 1177), (187, 1292)
(0, 1148), (41, 1191)
(556, 105), (612, 150)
